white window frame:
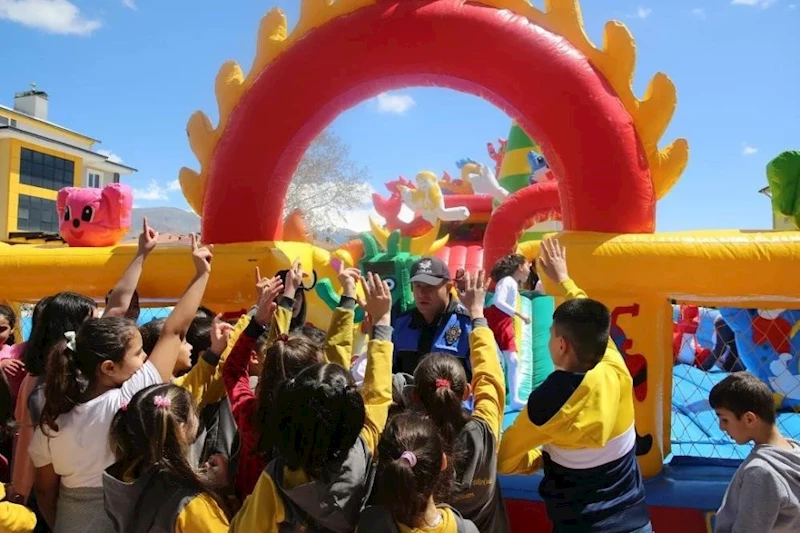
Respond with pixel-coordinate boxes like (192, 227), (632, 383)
(87, 171), (102, 188)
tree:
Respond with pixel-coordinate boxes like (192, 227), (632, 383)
(766, 151), (800, 229)
(285, 130), (372, 239)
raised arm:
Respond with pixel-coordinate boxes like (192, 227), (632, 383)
(358, 272), (394, 453)
(324, 267), (361, 368)
(264, 261), (300, 347)
(149, 235), (212, 382)
(104, 217), (158, 318)
(462, 270), (506, 440)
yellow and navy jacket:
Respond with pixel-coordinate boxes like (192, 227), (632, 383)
(0, 483), (36, 532)
(102, 463), (229, 533)
(497, 279), (649, 532)
(392, 297), (474, 380)
(229, 325), (393, 533)
(356, 504), (479, 533)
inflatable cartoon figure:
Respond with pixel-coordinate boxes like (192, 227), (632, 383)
(466, 164), (509, 203)
(397, 171), (470, 224)
(528, 151), (552, 184)
(718, 307), (800, 409)
(57, 183), (133, 247)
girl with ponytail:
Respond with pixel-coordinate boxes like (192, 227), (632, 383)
(103, 383), (231, 532)
(29, 236), (214, 533)
(358, 413), (479, 533)
(413, 271), (511, 532)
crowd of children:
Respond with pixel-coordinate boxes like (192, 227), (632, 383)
(1, 219), (799, 533)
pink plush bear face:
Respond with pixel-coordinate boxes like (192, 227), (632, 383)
(57, 183), (133, 247)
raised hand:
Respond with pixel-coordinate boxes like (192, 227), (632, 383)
(255, 269), (283, 326)
(461, 270), (487, 320)
(191, 234), (213, 275)
(338, 265), (362, 299)
(362, 272), (392, 327)
(209, 314), (234, 354)
(537, 238), (569, 284)
(284, 258), (304, 300)
(138, 217), (158, 255)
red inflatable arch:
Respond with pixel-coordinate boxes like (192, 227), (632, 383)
(198, 0), (657, 244)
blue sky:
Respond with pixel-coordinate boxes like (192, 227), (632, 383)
(0, 0), (798, 233)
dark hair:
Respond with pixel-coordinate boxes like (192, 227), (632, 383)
(526, 267), (540, 291)
(32, 296), (52, 332)
(271, 363), (364, 478)
(139, 318), (166, 356)
(0, 371), (16, 443)
(552, 298), (611, 370)
(23, 292), (97, 376)
(254, 336), (324, 462)
(413, 353), (470, 454)
(276, 270), (307, 330)
(105, 290), (140, 320)
(109, 383), (231, 518)
(186, 316), (213, 367)
(291, 324), (326, 348)
(375, 413), (447, 527)
(196, 306), (216, 319)
(490, 253), (527, 283)
(40, 317), (137, 433)
(709, 372), (776, 424)
(0, 304), (17, 345)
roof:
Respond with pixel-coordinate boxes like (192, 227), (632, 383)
(0, 125), (137, 172)
(0, 104), (99, 143)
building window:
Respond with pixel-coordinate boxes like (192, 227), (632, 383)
(113, 172), (120, 184)
(19, 148), (75, 191)
(0, 116), (7, 126)
(17, 194), (59, 233)
(87, 172), (101, 188)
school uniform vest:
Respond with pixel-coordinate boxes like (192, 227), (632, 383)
(266, 434), (376, 533)
(188, 396), (240, 472)
(357, 504), (479, 533)
(103, 464), (200, 533)
(392, 301), (473, 380)
(450, 419), (510, 533)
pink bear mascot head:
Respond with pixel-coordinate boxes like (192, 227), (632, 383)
(57, 183), (133, 247)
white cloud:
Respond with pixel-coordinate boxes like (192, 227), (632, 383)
(691, 7), (706, 18)
(166, 179), (181, 191)
(635, 6), (652, 18)
(0, 0), (102, 36)
(731, 0), (776, 8)
(742, 144), (758, 156)
(121, 0), (136, 9)
(789, 3), (797, 9)
(133, 180), (169, 201)
(97, 149), (123, 164)
(375, 92), (416, 115)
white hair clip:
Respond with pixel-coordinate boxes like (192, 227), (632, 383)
(64, 331), (77, 352)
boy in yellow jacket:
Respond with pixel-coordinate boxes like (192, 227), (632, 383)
(498, 239), (651, 533)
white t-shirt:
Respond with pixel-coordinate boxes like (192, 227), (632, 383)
(29, 361), (162, 488)
(492, 276), (519, 317)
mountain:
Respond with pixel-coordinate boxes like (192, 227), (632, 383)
(125, 207), (200, 240)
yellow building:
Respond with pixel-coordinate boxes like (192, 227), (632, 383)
(0, 86), (136, 239)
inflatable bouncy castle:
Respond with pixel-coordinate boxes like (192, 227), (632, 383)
(0, 1), (799, 532)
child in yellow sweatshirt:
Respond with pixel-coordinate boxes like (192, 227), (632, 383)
(498, 238), (651, 533)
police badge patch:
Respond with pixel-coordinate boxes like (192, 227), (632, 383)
(444, 324), (461, 346)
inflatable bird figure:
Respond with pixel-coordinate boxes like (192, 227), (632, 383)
(397, 171), (470, 224)
(528, 152), (551, 183)
(467, 164), (509, 203)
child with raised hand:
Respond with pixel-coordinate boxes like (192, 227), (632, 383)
(413, 270), (510, 532)
(103, 217), (158, 320)
(103, 383), (231, 533)
(29, 235), (214, 533)
(223, 263), (362, 498)
(230, 272), (394, 532)
(497, 238), (651, 533)
(485, 253), (532, 411)
(358, 413), (479, 533)
(710, 372), (800, 533)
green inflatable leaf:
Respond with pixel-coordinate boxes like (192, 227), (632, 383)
(766, 151), (800, 225)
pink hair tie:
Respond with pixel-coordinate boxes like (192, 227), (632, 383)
(400, 451), (417, 467)
(120, 402), (129, 412)
(153, 395), (171, 408)
(435, 378), (451, 390)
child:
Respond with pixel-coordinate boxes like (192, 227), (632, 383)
(230, 272), (393, 532)
(358, 413), (479, 533)
(485, 253), (531, 411)
(0, 304), (26, 400)
(710, 372), (800, 533)
(498, 238), (651, 533)
(224, 263), (359, 498)
(103, 383), (231, 532)
(414, 270), (510, 532)
(29, 236), (213, 533)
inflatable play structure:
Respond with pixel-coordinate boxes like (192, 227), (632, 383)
(1, 0), (799, 531)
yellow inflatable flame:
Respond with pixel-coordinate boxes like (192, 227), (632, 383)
(180, 0), (686, 214)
